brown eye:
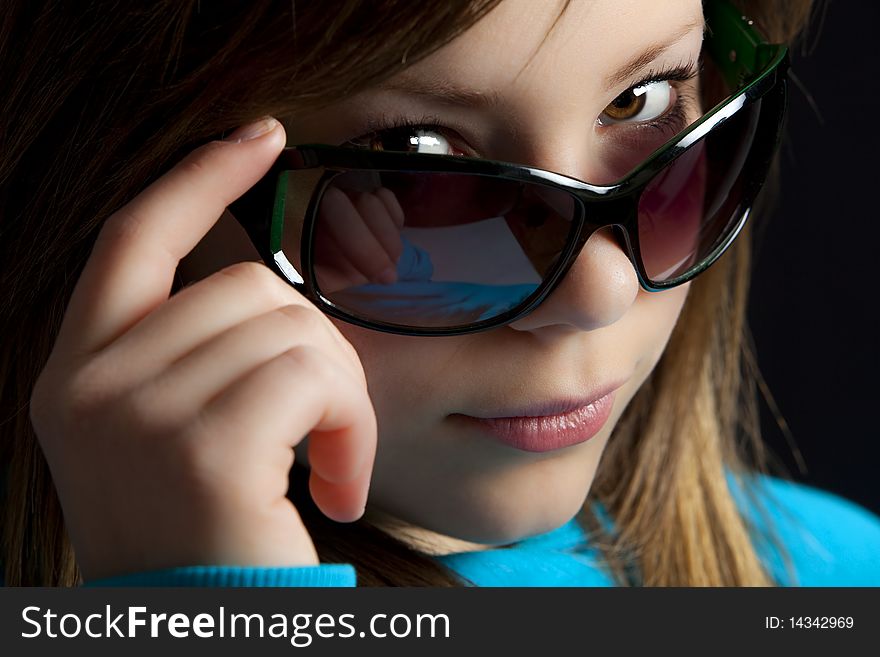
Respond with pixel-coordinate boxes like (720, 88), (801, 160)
(604, 89), (646, 121)
(599, 80), (674, 125)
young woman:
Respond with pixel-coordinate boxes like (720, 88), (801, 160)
(2, 0), (877, 587)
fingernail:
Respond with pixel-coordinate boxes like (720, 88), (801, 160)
(223, 116), (279, 143)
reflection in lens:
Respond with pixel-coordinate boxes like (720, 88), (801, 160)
(300, 172), (576, 328)
(637, 99), (762, 283)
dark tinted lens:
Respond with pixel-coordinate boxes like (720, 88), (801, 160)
(303, 171), (576, 328)
(636, 98), (763, 283)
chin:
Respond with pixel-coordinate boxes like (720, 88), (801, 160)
(376, 465), (596, 546)
(453, 489), (589, 545)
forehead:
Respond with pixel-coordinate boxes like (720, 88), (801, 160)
(394, 0), (704, 96)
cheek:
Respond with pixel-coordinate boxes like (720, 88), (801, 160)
(642, 279), (691, 314)
(331, 280), (692, 432)
(330, 321), (456, 423)
(635, 280), (691, 364)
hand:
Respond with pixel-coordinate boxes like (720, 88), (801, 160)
(312, 184), (406, 294)
(29, 118), (377, 582)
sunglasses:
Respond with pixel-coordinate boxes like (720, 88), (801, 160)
(229, 0), (789, 336)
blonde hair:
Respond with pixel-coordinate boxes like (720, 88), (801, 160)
(581, 0), (817, 586)
(1, 0), (814, 586)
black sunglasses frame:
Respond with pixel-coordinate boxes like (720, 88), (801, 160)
(229, 0), (790, 337)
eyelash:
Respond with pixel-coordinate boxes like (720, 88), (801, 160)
(346, 59), (702, 153)
(619, 60), (701, 134)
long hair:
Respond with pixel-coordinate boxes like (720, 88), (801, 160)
(0, 0), (814, 586)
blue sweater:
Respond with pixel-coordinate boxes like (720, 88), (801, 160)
(3, 473), (879, 586)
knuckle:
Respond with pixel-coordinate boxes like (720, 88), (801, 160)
(277, 308), (363, 381)
(115, 389), (153, 432)
(220, 260), (266, 280)
(98, 206), (148, 249)
(178, 141), (225, 177)
(323, 186), (344, 204)
(129, 377), (187, 431)
(218, 261), (289, 304)
(176, 153), (209, 186)
(32, 356), (120, 438)
(63, 358), (113, 417)
(374, 187), (395, 204)
(276, 303), (325, 336)
(176, 156), (209, 182)
(375, 187), (404, 217)
(354, 191), (383, 214)
(279, 344), (332, 385)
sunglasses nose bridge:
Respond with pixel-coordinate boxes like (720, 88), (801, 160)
(526, 194), (634, 307)
(567, 195), (639, 271)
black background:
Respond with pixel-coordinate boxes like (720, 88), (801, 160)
(748, 1), (880, 514)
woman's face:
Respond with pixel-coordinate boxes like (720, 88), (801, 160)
(182, 0), (705, 551)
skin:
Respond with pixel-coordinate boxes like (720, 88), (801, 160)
(32, 0), (713, 577)
(178, 0), (704, 555)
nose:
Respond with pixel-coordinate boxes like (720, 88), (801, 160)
(507, 224), (640, 335)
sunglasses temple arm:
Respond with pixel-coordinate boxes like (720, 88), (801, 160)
(705, 0), (787, 88)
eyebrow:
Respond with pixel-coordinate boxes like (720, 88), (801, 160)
(604, 16), (706, 91)
(375, 75), (502, 109)
(374, 16), (706, 108)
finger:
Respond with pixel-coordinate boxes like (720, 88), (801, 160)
(143, 303), (366, 420)
(55, 118), (286, 358)
(374, 187), (406, 230)
(308, 454), (374, 523)
(319, 187), (397, 283)
(313, 227), (372, 292)
(353, 191), (404, 266)
(200, 344), (377, 521)
(103, 260), (348, 378)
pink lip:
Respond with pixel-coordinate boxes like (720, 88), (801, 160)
(451, 382), (625, 453)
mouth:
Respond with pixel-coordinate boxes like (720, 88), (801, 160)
(450, 380), (626, 453)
